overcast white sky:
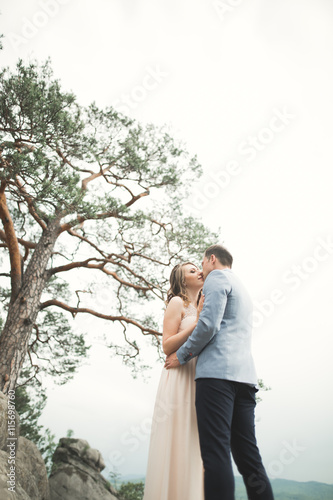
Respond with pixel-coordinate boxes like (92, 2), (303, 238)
(1, 0), (333, 485)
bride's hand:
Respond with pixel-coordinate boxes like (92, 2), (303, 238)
(196, 292), (205, 321)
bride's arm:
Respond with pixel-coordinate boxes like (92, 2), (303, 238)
(162, 295), (204, 356)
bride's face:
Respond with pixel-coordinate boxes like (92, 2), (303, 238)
(183, 264), (204, 290)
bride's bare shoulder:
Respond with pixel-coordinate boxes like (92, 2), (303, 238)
(168, 295), (184, 305)
(165, 295), (184, 313)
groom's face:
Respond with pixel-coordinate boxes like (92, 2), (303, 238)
(201, 254), (213, 280)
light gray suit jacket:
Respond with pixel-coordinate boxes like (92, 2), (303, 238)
(176, 269), (258, 385)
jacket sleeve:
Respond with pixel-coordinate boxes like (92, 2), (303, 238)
(176, 271), (231, 365)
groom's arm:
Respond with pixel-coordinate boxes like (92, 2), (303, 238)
(176, 271), (231, 365)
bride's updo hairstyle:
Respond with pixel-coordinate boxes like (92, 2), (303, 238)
(166, 262), (197, 306)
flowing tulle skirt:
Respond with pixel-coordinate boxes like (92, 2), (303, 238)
(143, 358), (204, 500)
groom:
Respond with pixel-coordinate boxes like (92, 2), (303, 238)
(165, 245), (274, 500)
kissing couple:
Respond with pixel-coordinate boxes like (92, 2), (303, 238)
(143, 244), (274, 500)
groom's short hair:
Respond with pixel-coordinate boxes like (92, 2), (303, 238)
(205, 245), (233, 268)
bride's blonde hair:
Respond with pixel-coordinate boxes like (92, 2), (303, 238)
(166, 262), (197, 306)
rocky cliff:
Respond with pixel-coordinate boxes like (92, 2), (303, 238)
(49, 438), (118, 500)
(0, 391), (119, 500)
(0, 391), (50, 500)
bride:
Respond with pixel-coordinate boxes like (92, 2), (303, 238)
(143, 262), (205, 500)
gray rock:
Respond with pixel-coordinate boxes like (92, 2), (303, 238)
(1, 392), (119, 500)
(0, 449), (30, 500)
(49, 438), (118, 500)
(16, 437), (50, 500)
(0, 393), (49, 500)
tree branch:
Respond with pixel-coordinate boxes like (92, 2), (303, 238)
(0, 229), (7, 245)
(0, 229), (36, 250)
(125, 190), (149, 208)
(48, 258), (152, 292)
(65, 228), (108, 257)
(58, 211), (133, 234)
(0, 228), (37, 262)
(81, 164), (113, 191)
(14, 177), (47, 229)
(39, 299), (161, 336)
(105, 179), (150, 208)
(0, 181), (22, 301)
(56, 147), (78, 171)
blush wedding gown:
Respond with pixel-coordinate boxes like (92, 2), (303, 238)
(143, 303), (204, 500)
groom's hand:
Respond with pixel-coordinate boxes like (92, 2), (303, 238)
(164, 352), (180, 370)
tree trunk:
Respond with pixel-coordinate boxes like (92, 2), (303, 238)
(0, 217), (61, 394)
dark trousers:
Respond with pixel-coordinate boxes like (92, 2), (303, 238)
(196, 378), (274, 500)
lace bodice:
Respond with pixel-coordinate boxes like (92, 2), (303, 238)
(179, 303), (197, 331)
(183, 303), (197, 319)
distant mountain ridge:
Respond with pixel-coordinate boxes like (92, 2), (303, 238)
(264, 478), (333, 500)
(118, 475), (333, 499)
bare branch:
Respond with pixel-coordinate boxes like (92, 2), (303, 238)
(58, 229), (165, 297)
(58, 210), (133, 234)
(29, 324), (50, 359)
(25, 349), (41, 385)
(48, 258), (151, 292)
(130, 251), (172, 267)
(75, 289), (91, 308)
(39, 299), (161, 336)
(125, 190), (149, 208)
(120, 321), (139, 358)
(66, 228), (108, 258)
